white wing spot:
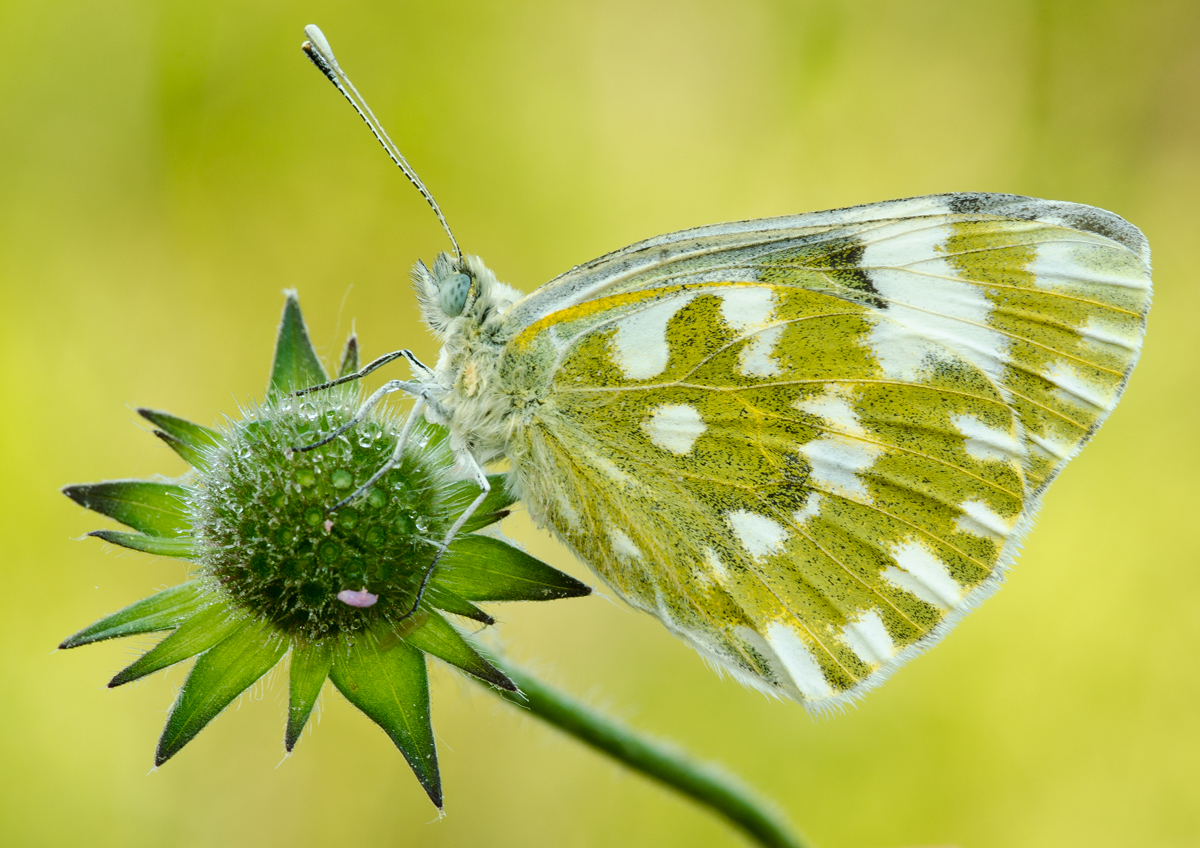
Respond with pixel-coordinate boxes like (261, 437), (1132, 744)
(841, 610), (896, 665)
(798, 437), (882, 501)
(727, 510), (790, 560)
(550, 484), (582, 529)
(795, 384), (861, 430)
(719, 286), (775, 330)
(642, 403), (707, 455)
(1029, 430), (1075, 461)
(739, 324), (783, 378)
(1043, 361), (1113, 411)
(863, 319), (934, 383)
(702, 548), (729, 584)
(653, 589), (676, 627)
(765, 622), (834, 701)
(955, 499), (1013, 540)
(861, 223), (1009, 384)
(861, 220), (955, 269)
(1080, 316), (1141, 352)
(609, 528), (644, 561)
(610, 293), (697, 380)
(795, 386), (882, 501)
(792, 491), (823, 525)
(719, 288), (782, 378)
(594, 455), (635, 486)
(882, 539), (964, 610)
(1030, 240), (1151, 291)
(950, 413), (1024, 463)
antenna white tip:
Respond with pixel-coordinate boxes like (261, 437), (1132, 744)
(301, 23), (463, 262)
(303, 25), (338, 70)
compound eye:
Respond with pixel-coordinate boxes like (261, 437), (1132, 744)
(438, 272), (471, 317)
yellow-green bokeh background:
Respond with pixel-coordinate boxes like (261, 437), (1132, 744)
(3, 1), (1197, 846)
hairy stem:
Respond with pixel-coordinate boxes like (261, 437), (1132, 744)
(483, 661), (812, 848)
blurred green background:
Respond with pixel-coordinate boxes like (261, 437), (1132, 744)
(3, 0), (1197, 846)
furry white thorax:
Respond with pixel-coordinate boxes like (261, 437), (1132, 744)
(411, 252), (524, 465)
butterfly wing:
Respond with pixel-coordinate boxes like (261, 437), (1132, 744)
(497, 193), (1150, 706)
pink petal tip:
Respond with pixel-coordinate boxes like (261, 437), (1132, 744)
(337, 588), (379, 608)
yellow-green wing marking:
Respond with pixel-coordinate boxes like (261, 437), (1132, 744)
(497, 193), (1150, 707)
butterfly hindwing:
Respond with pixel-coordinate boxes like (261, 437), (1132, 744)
(495, 193), (1149, 707)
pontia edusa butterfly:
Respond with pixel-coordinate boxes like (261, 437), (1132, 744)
(299, 25), (1151, 709)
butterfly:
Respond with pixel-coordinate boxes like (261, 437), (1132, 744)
(301, 26), (1151, 709)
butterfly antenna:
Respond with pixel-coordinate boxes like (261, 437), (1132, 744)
(302, 24), (462, 264)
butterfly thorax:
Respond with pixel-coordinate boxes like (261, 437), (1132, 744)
(412, 253), (525, 464)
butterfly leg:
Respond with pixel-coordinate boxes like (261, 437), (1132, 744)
(293, 375), (437, 454)
(392, 448), (492, 622)
(323, 388), (442, 512)
(294, 348), (433, 397)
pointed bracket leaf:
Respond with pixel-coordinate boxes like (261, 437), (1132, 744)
(270, 292), (329, 394)
(109, 600), (244, 687)
(156, 619), (287, 765)
(330, 632), (441, 808)
(60, 581), (210, 649)
(138, 409), (223, 470)
(425, 585), (494, 626)
(63, 480), (191, 536)
(402, 611), (514, 691)
(87, 530), (197, 557)
(338, 334), (359, 378)
(438, 536), (592, 602)
(151, 431), (207, 468)
(286, 639), (334, 751)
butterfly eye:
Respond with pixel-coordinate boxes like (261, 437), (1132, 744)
(438, 272), (471, 317)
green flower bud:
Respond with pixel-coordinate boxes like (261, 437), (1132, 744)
(59, 294), (590, 809)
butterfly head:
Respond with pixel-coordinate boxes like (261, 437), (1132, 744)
(412, 252), (521, 337)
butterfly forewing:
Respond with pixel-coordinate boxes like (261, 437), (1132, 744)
(495, 193), (1150, 706)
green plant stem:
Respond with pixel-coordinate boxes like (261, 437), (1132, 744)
(484, 660), (812, 848)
